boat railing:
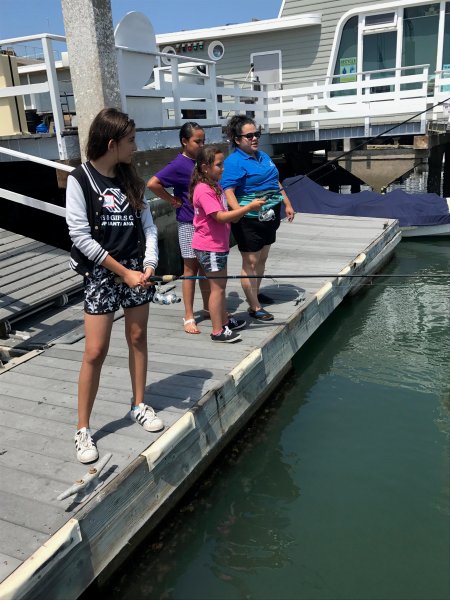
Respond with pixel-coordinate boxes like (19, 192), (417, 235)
(115, 45), (268, 129)
(0, 33), (447, 156)
(432, 69), (450, 119)
(0, 34), (69, 159)
(267, 64), (434, 134)
(0, 146), (72, 217)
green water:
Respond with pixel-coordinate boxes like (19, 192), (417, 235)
(91, 239), (449, 600)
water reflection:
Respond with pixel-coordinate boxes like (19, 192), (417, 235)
(210, 448), (298, 576)
(332, 240), (450, 395)
(190, 403), (302, 598)
(84, 239), (449, 600)
(85, 388), (303, 600)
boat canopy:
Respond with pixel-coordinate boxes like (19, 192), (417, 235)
(282, 176), (450, 227)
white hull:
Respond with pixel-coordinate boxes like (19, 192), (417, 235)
(401, 223), (450, 237)
(401, 198), (450, 237)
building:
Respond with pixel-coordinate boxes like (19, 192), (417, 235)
(0, 0), (449, 251)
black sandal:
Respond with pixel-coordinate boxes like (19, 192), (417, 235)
(248, 308), (274, 321)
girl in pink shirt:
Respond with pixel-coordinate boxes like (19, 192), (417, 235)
(189, 147), (265, 343)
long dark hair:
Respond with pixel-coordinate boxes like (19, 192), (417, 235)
(189, 146), (223, 204)
(86, 107), (145, 210)
(226, 115), (257, 147)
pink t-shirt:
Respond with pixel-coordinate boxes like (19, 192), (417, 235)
(192, 182), (230, 252)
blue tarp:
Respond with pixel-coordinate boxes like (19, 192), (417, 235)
(282, 175), (450, 227)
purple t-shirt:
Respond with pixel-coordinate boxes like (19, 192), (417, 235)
(154, 153), (195, 222)
(192, 182), (230, 252)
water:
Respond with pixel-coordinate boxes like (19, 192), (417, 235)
(87, 239), (449, 600)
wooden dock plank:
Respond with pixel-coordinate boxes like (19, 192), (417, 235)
(0, 553), (22, 583)
(0, 215), (401, 599)
(0, 228), (83, 326)
(0, 520), (50, 561)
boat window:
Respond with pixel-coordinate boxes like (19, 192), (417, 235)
(442, 3), (450, 84)
(161, 46), (176, 66)
(364, 12), (396, 28)
(402, 3), (439, 86)
(208, 41), (225, 61)
(363, 30), (397, 93)
(332, 15), (358, 96)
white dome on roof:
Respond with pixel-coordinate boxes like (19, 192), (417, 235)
(114, 11), (157, 54)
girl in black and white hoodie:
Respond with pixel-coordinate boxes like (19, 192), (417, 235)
(66, 107), (164, 464)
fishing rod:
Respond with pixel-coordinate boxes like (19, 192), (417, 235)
(114, 272), (448, 305)
(143, 273), (450, 283)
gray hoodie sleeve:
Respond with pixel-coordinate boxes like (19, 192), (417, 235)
(141, 200), (159, 270)
(65, 175), (108, 265)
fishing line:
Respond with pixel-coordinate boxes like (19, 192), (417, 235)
(148, 100), (450, 291)
(278, 94), (450, 193)
(144, 273), (449, 282)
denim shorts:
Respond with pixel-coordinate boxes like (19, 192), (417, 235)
(193, 250), (229, 273)
(84, 257), (154, 314)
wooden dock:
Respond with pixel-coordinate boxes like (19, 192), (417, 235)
(0, 228), (82, 337)
(0, 214), (401, 600)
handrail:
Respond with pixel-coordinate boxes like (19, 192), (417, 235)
(115, 44), (216, 66)
(0, 34), (66, 45)
(0, 31), (445, 152)
(0, 146), (73, 172)
(0, 146), (72, 218)
(0, 33), (68, 160)
(0, 186), (66, 217)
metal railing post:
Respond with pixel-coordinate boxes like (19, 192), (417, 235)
(116, 48), (128, 114)
(208, 62), (218, 125)
(41, 35), (67, 160)
(171, 59), (181, 127)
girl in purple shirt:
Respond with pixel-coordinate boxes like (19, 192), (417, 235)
(190, 147), (265, 343)
(147, 122), (209, 334)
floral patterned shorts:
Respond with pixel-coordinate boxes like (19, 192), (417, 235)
(84, 258), (154, 314)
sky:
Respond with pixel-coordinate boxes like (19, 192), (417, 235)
(0, 0), (282, 40)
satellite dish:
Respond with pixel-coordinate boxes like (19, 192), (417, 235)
(114, 12), (158, 87)
(115, 11), (157, 54)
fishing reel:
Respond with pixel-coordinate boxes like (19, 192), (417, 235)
(258, 205), (275, 222)
(152, 283), (181, 305)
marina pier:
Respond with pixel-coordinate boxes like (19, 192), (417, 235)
(0, 213), (400, 599)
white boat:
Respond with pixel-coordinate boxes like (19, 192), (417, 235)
(283, 175), (450, 237)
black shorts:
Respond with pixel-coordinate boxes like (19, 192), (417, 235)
(231, 204), (281, 253)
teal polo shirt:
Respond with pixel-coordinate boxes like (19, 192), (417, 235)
(221, 148), (282, 217)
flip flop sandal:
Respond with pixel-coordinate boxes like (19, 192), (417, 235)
(183, 318), (200, 334)
(248, 308), (274, 321)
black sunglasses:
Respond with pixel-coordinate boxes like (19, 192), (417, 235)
(237, 131), (261, 140)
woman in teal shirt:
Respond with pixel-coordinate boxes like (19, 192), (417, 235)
(221, 115), (295, 321)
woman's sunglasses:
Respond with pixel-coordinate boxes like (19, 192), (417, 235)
(237, 131), (262, 140)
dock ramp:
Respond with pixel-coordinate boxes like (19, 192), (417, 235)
(0, 228), (82, 334)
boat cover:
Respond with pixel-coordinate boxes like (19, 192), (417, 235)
(282, 175), (450, 227)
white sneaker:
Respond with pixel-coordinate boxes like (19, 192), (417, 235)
(130, 403), (164, 432)
(74, 427), (98, 464)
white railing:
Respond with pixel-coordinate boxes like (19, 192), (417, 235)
(433, 69), (450, 120)
(0, 34), (68, 159)
(0, 147), (72, 217)
(1, 33), (449, 163)
(266, 65), (437, 135)
(115, 45), (268, 129)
